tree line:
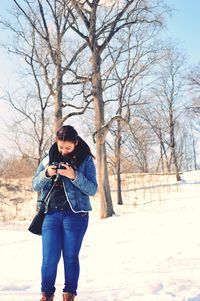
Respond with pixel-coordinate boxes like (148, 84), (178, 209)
(0, 0), (200, 218)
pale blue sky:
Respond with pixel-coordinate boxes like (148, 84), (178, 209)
(0, 0), (200, 90)
(0, 0), (200, 78)
(164, 0), (200, 64)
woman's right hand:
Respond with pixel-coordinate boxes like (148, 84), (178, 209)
(45, 165), (58, 177)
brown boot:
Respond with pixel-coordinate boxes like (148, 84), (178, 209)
(40, 292), (54, 301)
(63, 292), (75, 301)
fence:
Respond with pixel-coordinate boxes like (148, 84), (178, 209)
(1, 172), (200, 220)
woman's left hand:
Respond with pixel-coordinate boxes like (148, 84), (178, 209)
(57, 163), (76, 180)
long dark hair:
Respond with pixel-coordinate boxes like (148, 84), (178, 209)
(49, 125), (94, 168)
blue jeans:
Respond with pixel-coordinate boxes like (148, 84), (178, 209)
(41, 209), (89, 296)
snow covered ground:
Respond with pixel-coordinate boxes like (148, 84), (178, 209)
(0, 171), (200, 301)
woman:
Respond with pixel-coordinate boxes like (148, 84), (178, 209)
(32, 125), (98, 301)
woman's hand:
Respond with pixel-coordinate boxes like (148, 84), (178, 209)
(46, 165), (58, 177)
(58, 163), (76, 180)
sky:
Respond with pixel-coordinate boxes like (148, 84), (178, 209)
(1, 170), (200, 300)
(0, 0), (200, 153)
(164, 0), (200, 65)
(0, 0), (200, 87)
(0, 1), (199, 85)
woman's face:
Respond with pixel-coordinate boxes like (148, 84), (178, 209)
(57, 139), (77, 156)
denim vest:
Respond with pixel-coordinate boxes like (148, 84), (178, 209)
(32, 155), (98, 213)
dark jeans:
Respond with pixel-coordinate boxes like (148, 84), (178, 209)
(41, 209), (89, 296)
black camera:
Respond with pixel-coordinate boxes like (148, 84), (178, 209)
(51, 162), (67, 170)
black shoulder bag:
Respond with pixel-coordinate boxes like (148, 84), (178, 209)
(28, 182), (56, 235)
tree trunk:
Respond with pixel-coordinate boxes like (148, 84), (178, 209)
(92, 52), (114, 218)
(172, 146), (181, 181)
(159, 141), (164, 172)
(116, 120), (123, 205)
(161, 140), (170, 172)
(54, 68), (63, 131)
(192, 137), (197, 170)
(96, 137), (115, 218)
(169, 108), (181, 181)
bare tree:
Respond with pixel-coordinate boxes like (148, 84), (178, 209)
(2, 0), (169, 218)
(3, 88), (52, 164)
(66, 0), (168, 217)
(1, 0), (94, 163)
(188, 63), (200, 92)
(1, 40), (54, 163)
(5, 0), (92, 131)
(184, 110), (200, 170)
(139, 105), (171, 172)
(103, 22), (164, 204)
(147, 48), (186, 180)
(186, 62), (200, 168)
(187, 63), (200, 113)
(0, 32), (54, 162)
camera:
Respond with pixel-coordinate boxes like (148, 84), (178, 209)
(51, 162), (67, 170)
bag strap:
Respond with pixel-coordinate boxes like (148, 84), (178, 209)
(43, 181), (57, 213)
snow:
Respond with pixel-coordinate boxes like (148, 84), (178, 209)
(1, 171), (200, 300)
